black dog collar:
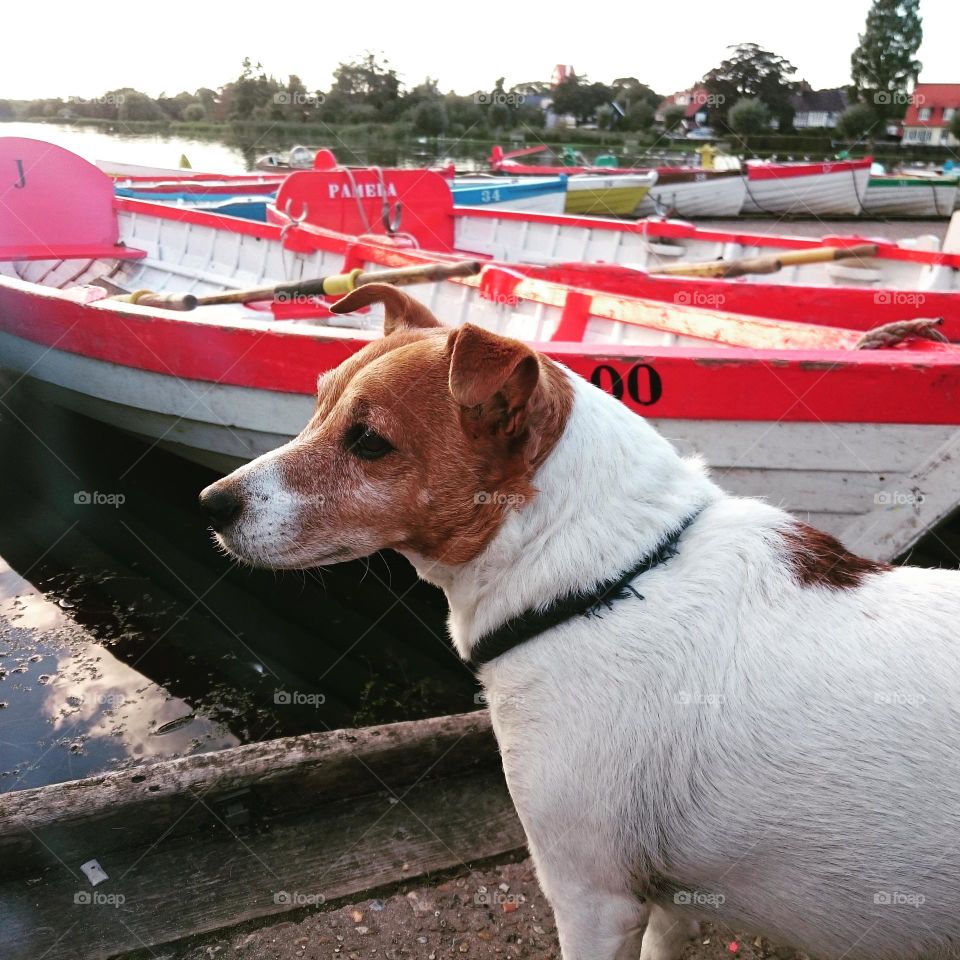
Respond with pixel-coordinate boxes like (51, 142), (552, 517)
(468, 507), (704, 672)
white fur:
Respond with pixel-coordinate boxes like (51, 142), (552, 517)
(410, 372), (960, 960)
(214, 365), (960, 959)
(212, 442), (319, 567)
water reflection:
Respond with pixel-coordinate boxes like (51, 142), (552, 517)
(0, 382), (475, 793)
(0, 121), (491, 173)
(0, 556), (237, 791)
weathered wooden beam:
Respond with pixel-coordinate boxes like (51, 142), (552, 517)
(0, 766), (525, 960)
(0, 711), (498, 876)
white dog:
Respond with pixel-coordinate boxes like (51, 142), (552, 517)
(201, 284), (960, 960)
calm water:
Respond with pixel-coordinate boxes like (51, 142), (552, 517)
(0, 120), (495, 173)
(0, 382), (478, 792)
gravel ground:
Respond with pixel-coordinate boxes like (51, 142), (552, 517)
(165, 857), (808, 960)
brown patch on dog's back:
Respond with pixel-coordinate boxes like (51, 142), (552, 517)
(781, 522), (890, 589)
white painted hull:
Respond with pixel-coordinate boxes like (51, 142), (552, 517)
(0, 328), (952, 562)
(451, 177), (567, 214)
(741, 168), (870, 216)
(862, 182), (959, 218)
(637, 175), (747, 218)
(452, 210), (959, 290)
(474, 192), (566, 214)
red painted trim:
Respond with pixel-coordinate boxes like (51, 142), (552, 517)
(118, 180), (280, 196)
(451, 206), (960, 269)
(2, 282), (960, 425)
(745, 159), (872, 180)
(0, 244), (146, 263)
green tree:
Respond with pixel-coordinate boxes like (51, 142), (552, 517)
(622, 101), (655, 131)
(412, 99), (448, 136)
(611, 78), (661, 113)
(183, 103), (206, 122)
(551, 73), (613, 125)
(703, 43), (797, 130)
(728, 97), (770, 134)
(331, 53), (401, 120)
(662, 104), (686, 131)
(837, 102), (880, 139)
(850, 0), (922, 123)
(950, 111), (960, 145)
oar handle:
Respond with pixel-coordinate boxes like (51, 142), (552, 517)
(110, 260), (482, 312)
(650, 243), (879, 279)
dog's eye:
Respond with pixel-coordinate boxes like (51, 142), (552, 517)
(345, 424), (393, 461)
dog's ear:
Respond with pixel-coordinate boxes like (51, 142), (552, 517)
(447, 324), (540, 438)
(329, 283), (441, 335)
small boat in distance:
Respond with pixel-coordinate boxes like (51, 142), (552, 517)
(741, 158), (871, 216)
(863, 173), (960, 218)
(255, 144), (318, 171)
(449, 175), (568, 214)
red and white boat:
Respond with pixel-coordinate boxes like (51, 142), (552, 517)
(741, 158), (871, 216)
(3, 138), (960, 563)
(267, 165), (960, 334)
(491, 147), (873, 218)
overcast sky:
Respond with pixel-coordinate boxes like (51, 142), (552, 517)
(5, 0), (953, 101)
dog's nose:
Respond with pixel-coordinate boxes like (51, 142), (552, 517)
(199, 484), (241, 531)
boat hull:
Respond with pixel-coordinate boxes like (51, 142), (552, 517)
(1, 325), (956, 564)
(451, 176), (566, 214)
(742, 163), (870, 216)
(564, 174), (655, 216)
(863, 178), (960, 217)
(638, 174), (747, 218)
(2, 214), (960, 569)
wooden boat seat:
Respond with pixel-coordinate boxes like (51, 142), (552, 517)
(0, 137), (145, 264)
(826, 263), (884, 284)
(0, 244), (146, 263)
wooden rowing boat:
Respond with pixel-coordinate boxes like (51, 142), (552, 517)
(450, 174), (568, 213)
(3, 138), (960, 563)
(863, 174), (960, 218)
(741, 158), (871, 216)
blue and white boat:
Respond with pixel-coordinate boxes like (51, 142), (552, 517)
(450, 175), (567, 214)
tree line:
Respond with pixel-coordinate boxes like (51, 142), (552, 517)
(0, 1), (934, 142)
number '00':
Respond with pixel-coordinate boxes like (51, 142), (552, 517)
(589, 364), (663, 406)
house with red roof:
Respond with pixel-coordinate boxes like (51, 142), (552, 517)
(655, 87), (713, 130)
(902, 83), (960, 146)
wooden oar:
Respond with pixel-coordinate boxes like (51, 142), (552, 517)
(111, 260), (482, 312)
(648, 243), (879, 279)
